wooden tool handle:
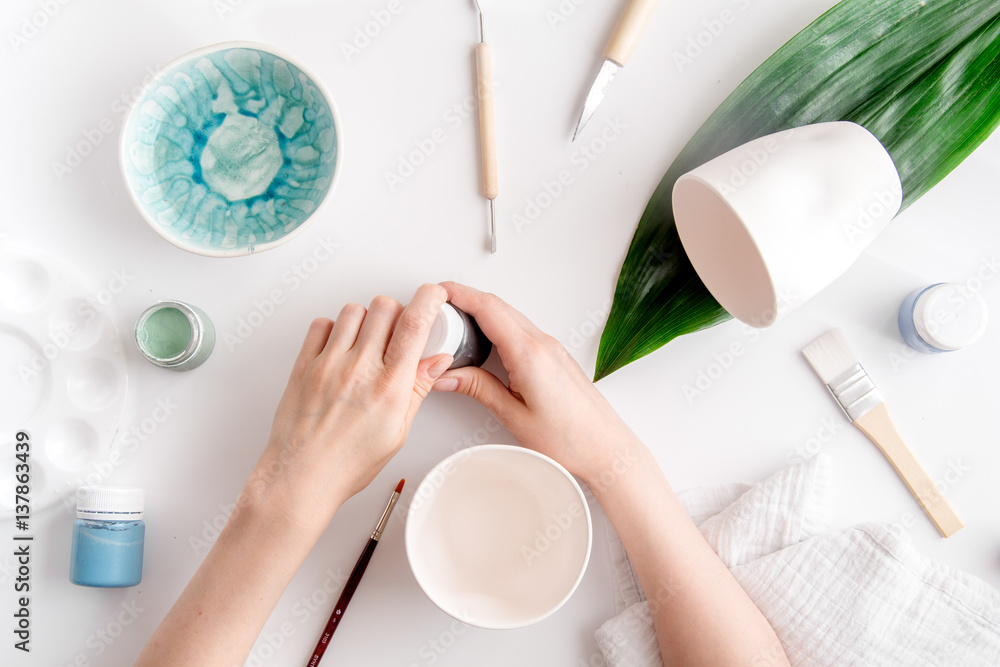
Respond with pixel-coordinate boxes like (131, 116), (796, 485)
(476, 42), (498, 200)
(604, 0), (659, 66)
(854, 403), (964, 538)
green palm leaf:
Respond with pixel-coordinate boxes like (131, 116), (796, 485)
(595, 0), (1000, 381)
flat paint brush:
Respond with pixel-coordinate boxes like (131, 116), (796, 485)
(801, 329), (963, 538)
(305, 479), (405, 666)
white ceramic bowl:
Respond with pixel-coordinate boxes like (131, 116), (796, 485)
(406, 445), (592, 630)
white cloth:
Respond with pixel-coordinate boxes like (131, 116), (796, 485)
(595, 454), (1000, 666)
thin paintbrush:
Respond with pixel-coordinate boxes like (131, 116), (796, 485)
(802, 329), (962, 537)
(305, 479), (405, 666)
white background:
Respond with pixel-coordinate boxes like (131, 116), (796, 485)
(1, 0), (998, 665)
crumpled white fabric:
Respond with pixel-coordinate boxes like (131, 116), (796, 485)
(595, 454), (1000, 667)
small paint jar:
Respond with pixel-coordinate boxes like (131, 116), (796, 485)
(898, 283), (988, 353)
(70, 486), (145, 588)
(422, 303), (493, 369)
(135, 300), (215, 370)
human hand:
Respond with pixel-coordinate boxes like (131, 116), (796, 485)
(245, 284), (453, 532)
(432, 282), (642, 488)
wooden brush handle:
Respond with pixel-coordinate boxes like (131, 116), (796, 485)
(604, 0), (659, 66)
(475, 42), (498, 200)
(854, 403), (963, 538)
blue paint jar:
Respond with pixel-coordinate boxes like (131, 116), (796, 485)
(70, 486), (145, 588)
(897, 283), (989, 354)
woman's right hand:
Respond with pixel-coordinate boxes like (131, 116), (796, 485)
(432, 282), (643, 488)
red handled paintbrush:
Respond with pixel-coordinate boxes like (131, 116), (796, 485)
(305, 479), (405, 666)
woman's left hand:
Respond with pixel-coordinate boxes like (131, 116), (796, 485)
(245, 283), (453, 532)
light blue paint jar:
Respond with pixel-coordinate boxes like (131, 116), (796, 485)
(898, 283), (989, 353)
(70, 486), (145, 588)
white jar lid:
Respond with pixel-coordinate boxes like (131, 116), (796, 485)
(76, 486), (144, 521)
(422, 303), (465, 359)
(913, 283), (988, 351)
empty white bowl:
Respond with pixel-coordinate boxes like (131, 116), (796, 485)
(406, 445), (592, 630)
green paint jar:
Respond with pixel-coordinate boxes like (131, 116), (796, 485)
(135, 300), (215, 371)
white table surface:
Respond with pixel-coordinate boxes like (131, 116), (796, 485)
(2, 0), (999, 665)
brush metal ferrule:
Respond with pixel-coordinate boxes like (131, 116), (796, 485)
(826, 363), (884, 422)
(371, 491), (401, 541)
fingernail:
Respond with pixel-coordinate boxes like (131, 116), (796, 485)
(428, 356), (454, 379)
(432, 377), (459, 392)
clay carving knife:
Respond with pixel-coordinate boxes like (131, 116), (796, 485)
(572, 0), (659, 141)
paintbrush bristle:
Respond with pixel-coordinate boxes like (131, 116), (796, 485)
(395, 479), (405, 494)
(801, 328), (858, 384)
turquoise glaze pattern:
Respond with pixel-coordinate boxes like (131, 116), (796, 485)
(121, 45), (338, 255)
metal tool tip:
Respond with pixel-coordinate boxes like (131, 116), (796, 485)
(489, 199), (497, 254)
(474, 0), (484, 42)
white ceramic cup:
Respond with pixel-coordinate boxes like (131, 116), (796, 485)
(673, 121), (902, 327)
(405, 445), (592, 630)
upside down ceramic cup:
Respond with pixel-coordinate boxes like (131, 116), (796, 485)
(673, 122), (902, 327)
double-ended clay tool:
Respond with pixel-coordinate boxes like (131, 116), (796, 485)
(802, 329), (963, 538)
(474, 0), (498, 253)
(573, 0), (659, 141)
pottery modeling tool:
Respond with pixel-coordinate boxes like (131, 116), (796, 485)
(801, 329), (963, 538)
(474, 0), (498, 253)
(573, 0), (659, 141)
(306, 479), (404, 666)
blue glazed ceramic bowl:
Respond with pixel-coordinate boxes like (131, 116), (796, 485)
(120, 42), (341, 257)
